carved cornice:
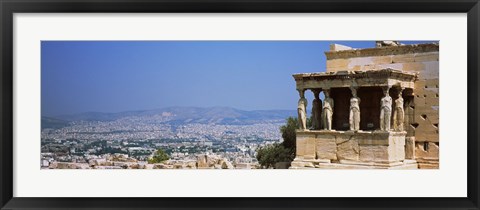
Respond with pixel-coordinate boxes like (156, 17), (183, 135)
(292, 68), (418, 90)
(293, 68), (418, 82)
(324, 43), (439, 60)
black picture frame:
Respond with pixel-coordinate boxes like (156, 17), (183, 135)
(1, 0), (479, 209)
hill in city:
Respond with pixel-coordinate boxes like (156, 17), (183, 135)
(41, 117), (71, 129)
(42, 106), (296, 128)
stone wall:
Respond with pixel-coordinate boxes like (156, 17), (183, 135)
(324, 43), (439, 168)
(292, 130), (413, 169)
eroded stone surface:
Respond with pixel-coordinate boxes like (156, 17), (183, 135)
(316, 135), (336, 160)
(405, 137), (415, 159)
(415, 142), (439, 160)
(336, 139), (360, 161)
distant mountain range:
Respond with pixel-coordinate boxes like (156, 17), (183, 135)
(42, 107), (296, 129)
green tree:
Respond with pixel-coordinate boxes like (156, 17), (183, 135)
(279, 117), (298, 149)
(256, 143), (294, 169)
(147, 148), (170, 164)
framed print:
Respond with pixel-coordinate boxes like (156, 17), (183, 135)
(1, 0), (479, 209)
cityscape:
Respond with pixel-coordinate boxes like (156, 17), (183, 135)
(41, 107), (295, 169)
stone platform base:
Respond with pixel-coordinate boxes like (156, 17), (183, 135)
(417, 159), (439, 169)
(290, 159), (418, 169)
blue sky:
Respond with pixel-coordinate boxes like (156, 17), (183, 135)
(41, 41), (433, 116)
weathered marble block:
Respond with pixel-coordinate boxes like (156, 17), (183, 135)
(295, 130), (406, 163)
(315, 135), (337, 160)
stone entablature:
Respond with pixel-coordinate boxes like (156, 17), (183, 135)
(293, 68), (417, 90)
(325, 43), (439, 60)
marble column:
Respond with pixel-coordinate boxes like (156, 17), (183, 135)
(349, 87), (361, 131)
(393, 88), (405, 131)
(297, 89), (308, 130)
(380, 87), (392, 131)
(322, 89), (334, 130)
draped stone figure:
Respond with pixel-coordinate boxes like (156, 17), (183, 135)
(393, 92), (405, 131)
(322, 89), (334, 130)
(311, 90), (322, 130)
(380, 88), (392, 131)
(297, 90), (308, 130)
(349, 89), (360, 131)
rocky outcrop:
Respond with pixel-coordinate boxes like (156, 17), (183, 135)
(195, 154), (234, 169)
(48, 153), (238, 169)
(49, 162), (90, 169)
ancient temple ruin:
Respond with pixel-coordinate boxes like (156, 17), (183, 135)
(291, 41), (439, 169)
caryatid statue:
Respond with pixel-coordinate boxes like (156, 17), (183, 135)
(349, 88), (360, 131)
(380, 87), (393, 131)
(322, 89), (334, 130)
(297, 90), (308, 130)
(311, 89), (322, 130)
(393, 90), (405, 131)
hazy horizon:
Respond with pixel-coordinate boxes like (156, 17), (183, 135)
(42, 40), (435, 116)
(42, 105), (298, 118)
